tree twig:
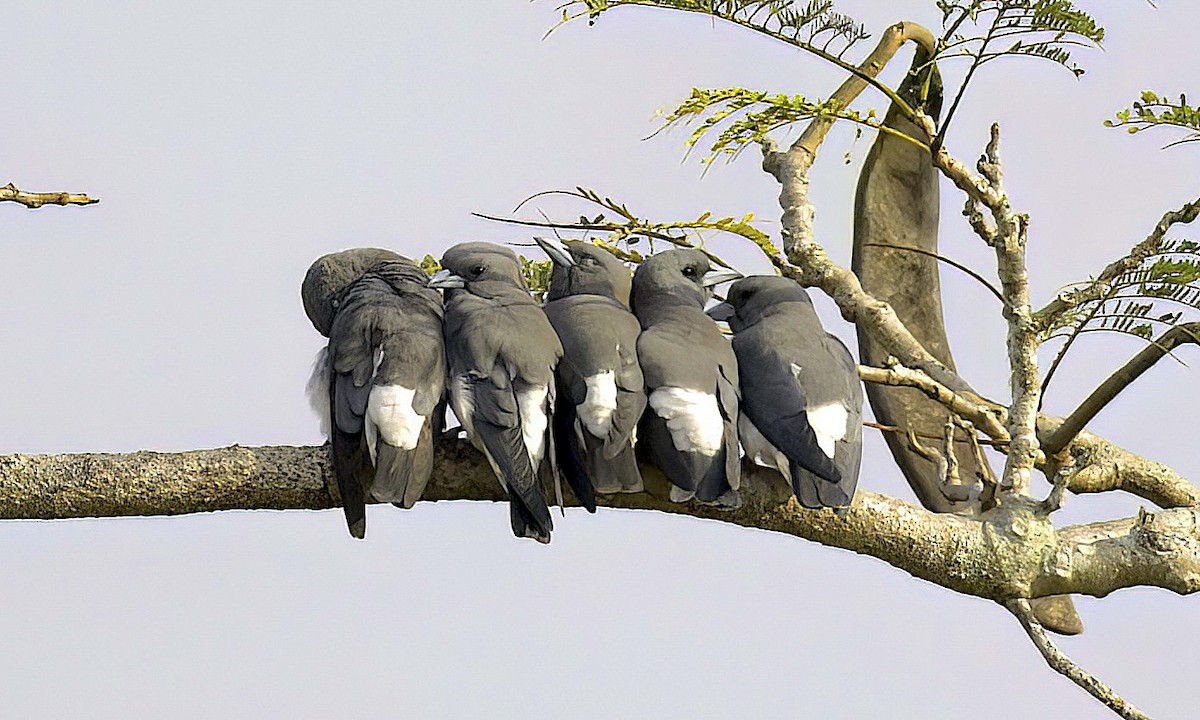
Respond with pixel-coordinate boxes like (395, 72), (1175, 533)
(858, 361), (1008, 441)
(1033, 197), (1200, 332)
(1006, 599), (1150, 720)
(1043, 321), (1200, 455)
(0, 182), (98, 208)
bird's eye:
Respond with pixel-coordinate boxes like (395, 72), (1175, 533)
(581, 257), (598, 267)
(682, 266), (698, 278)
(471, 265), (486, 277)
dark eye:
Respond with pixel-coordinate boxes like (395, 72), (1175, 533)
(682, 266), (698, 278)
(581, 256), (599, 267)
(471, 265), (486, 277)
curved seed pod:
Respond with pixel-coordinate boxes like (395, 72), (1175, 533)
(851, 49), (1082, 634)
(853, 47), (977, 514)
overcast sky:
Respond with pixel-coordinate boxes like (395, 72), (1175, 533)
(2, 2), (1198, 718)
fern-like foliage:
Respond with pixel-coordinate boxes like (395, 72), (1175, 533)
(1106, 91), (1200, 149)
(478, 186), (777, 268)
(935, 1), (1103, 74)
(659, 87), (897, 165)
(560, 1), (869, 57)
(1041, 238), (1200, 389)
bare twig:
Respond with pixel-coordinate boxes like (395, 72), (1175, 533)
(1034, 197), (1200, 332)
(858, 361), (1008, 441)
(1043, 321), (1200, 455)
(0, 182), (98, 208)
(1007, 599), (1150, 720)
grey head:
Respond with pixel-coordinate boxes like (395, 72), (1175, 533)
(429, 242), (529, 299)
(535, 237), (632, 306)
(710, 275), (817, 332)
(302, 247), (416, 337)
(630, 249), (742, 315)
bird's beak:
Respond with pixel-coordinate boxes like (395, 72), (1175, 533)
(533, 237), (576, 267)
(706, 302), (735, 322)
(702, 269), (743, 288)
(427, 269), (466, 289)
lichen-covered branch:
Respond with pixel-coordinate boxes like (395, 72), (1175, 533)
(0, 182), (98, 208)
(1007, 599), (1151, 720)
(858, 361), (1008, 442)
(975, 125), (1041, 497)
(1038, 417), (1200, 510)
(2, 442), (1199, 604)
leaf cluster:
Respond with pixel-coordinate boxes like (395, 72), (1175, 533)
(1042, 237), (1200, 390)
(1107, 91), (1200, 148)
(936, 0), (1103, 74)
(563, 0), (869, 55)
(659, 87), (881, 165)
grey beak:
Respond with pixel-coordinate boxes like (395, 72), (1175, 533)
(702, 269), (744, 288)
(427, 269), (466, 289)
(706, 302), (735, 322)
(534, 237), (576, 267)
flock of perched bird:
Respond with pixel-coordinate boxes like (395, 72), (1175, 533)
(301, 240), (863, 542)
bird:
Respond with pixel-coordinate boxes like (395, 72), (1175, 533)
(708, 275), (862, 515)
(535, 237), (645, 511)
(630, 249), (742, 505)
(302, 248), (446, 539)
(429, 242), (563, 543)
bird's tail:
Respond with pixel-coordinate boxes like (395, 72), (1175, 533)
(371, 420), (435, 509)
(587, 434), (643, 495)
(477, 419), (554, 543)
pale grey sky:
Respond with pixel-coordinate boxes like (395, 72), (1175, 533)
(2, 2), (1198, 718)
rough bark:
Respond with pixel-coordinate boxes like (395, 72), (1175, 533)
(3, 442), (1199, 604)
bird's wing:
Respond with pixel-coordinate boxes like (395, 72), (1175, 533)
(736, 342), (842, 489)
(469, 368), (554, 543)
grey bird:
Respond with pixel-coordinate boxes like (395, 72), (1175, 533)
(429, 242), (563, 543)
(630, 249), (742, 504)
(535, 237), (645, 511)
(302, 248), (446, 538)
(709, 276), (861, 515)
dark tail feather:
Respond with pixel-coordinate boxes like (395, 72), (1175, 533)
(639, 413), (699, 494)
(371, 441), (413, 505)
(330, 382), (370, 539)
(477, 419), (554, 542)
(553, 396), (596, 512)
(374, 421), (436, 509)
(587, 433), (643, 495)
(510, 500), (551, 544)
(791, 466), (852, 511)
(330, 430), (370, 539)
(402, 421), (435, 509)
(695, 446), (733, 503)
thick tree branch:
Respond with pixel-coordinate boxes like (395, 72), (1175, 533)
(0, 182), (98, 208)
(3, 442), (1199, 603)
(1039, 417), (1200, 509)
(1043, 322), (1200, 455)
(1007, 599), (1151, 720)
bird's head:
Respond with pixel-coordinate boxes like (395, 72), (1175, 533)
(708, 275), (813, 331)
(535, 237), (633, 306)
(630, 249), (741, 313)
(429, 242), (527, 294)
